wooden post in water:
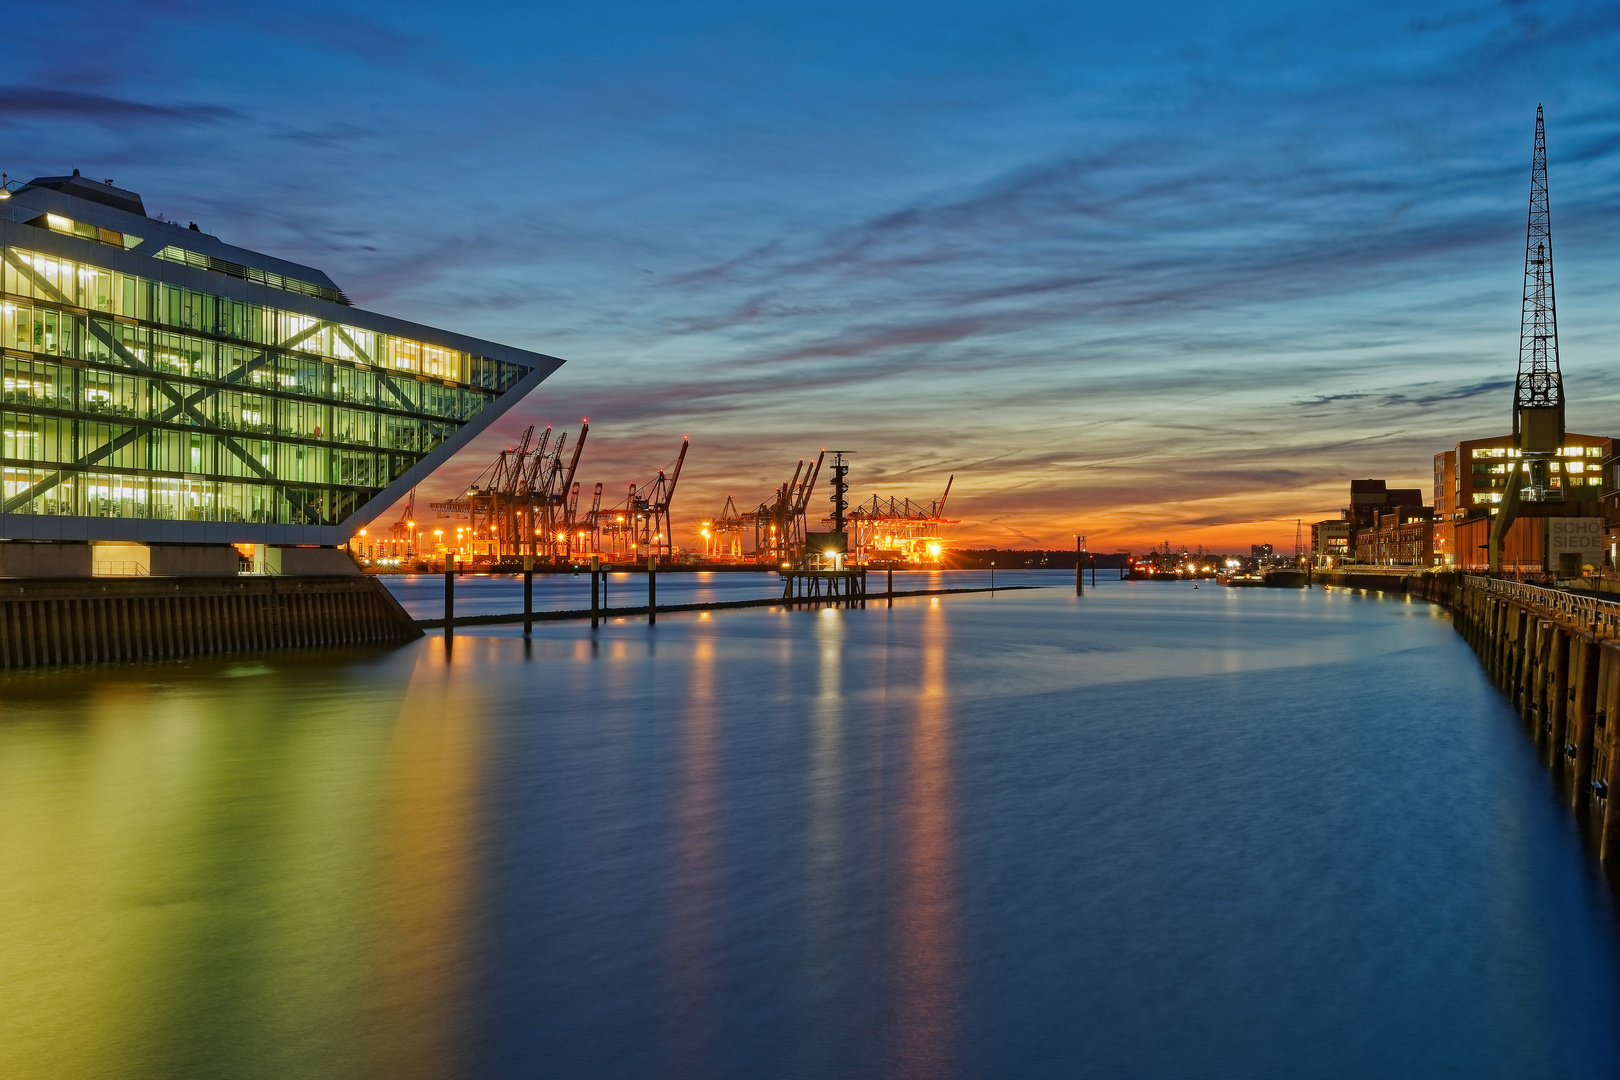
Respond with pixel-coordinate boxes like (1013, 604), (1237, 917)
(648, 554), (657, 625)
(523, 552), (533, 636)
(1532, 620), (1553, 742)
(591, 554), (600, 630)
(1598, 642), (1620, 862)
(1571, 637), (1601, 810)
(887, 567), (893, 608)
(444, 553), (455, 641)
(1076, 535), (1083, 595)
(1550, 626), (1571, 769)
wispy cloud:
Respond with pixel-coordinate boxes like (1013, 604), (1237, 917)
(0, 86), (240, 125)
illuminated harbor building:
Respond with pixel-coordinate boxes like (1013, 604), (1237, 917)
(0, 172), (559, 551)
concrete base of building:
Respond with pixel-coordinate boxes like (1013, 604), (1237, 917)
(264, 546), (361, 576)
(0, 542), (93, 579)
(0, 542), (363, 580)
(0, 575), (420, 668)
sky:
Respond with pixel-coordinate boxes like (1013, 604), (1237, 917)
(8, 0), (1620, 551)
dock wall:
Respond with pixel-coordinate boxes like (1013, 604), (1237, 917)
(0, 576), (421, 669)
(1324, 569), (1620, 867)
(1451, 576), (1620, 864)
(1313, 568), (1458, 605)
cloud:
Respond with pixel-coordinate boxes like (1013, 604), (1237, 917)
(0, 85), (241, 125)
(1382, 379), (1515, 407)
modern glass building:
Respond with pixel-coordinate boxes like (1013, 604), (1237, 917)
(0, 172), (561, 546)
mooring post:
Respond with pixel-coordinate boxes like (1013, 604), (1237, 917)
(591, 555), (600, 630)
(444, 553), (455, 641)
(1572, 637), (1601, 810)
(1598, 642), (1620, 863)
(887, 567), (894, 607)
(648, 554), (657, 625)
(1076, 536), (1083, 595)
(523, 552), (533, 636)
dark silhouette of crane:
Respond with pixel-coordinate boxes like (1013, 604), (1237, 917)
(1491, 105), (1567, 573)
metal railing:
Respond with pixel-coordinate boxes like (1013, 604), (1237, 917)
(1464, 575), (1620, 638)
(93, 561), (149, 577)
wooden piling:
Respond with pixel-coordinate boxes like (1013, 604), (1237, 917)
(444, 555), (455, 642)
(590, 555), (600, 630)
(1549, 625), (1571, 769)
(523, 553), (534, 636)
(1570, 636), (1601, 811)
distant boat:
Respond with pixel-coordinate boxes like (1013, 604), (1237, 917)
(1217, 573), (1264, 588)
(1260, 567), (1310, 589)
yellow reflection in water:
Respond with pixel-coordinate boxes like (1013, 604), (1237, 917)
(795, 609), (856, 1072)
(0, 667), (395, 1080)
(665, 637), (720, 1067)
(890, 609), (960, 1078)
(364, 646), (485, 1080)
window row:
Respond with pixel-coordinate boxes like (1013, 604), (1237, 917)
(1, 467), (370, 526)
(2, 246), (527, 389)
(2, 360), (461, 451)
(1471, 446), (1604, 459)
(0, 310), (499, 421)
(1, 414), (424, 488)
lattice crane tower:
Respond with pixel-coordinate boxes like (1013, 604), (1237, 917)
(1515, 103), (1564, 453)
(1490, 105), (1567, 572)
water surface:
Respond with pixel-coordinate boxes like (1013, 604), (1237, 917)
(2, 577), (1617, 1079)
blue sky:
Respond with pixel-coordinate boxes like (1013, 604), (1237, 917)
(9, 0), (1620, 549)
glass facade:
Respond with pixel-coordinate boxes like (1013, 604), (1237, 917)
(0, 244), (528, 528)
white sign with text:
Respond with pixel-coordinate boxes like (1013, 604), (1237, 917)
(1546, 517), (1604, 569)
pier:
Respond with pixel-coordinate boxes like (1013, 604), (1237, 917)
(779, 568), (867, 605)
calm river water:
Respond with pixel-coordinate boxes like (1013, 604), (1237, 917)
(3, 576), (1618, 1079)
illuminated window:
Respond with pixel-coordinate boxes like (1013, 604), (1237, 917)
(40, 213), (133, 249)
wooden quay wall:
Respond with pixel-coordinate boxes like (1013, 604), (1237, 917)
(0, 576), (421, 669)
(1452, 576), (1620, 866)
(1320, 568), (1620, 871)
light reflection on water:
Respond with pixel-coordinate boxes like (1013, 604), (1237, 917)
(890, 609), (959, 1080)
(2, 577), (1619, 1080)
